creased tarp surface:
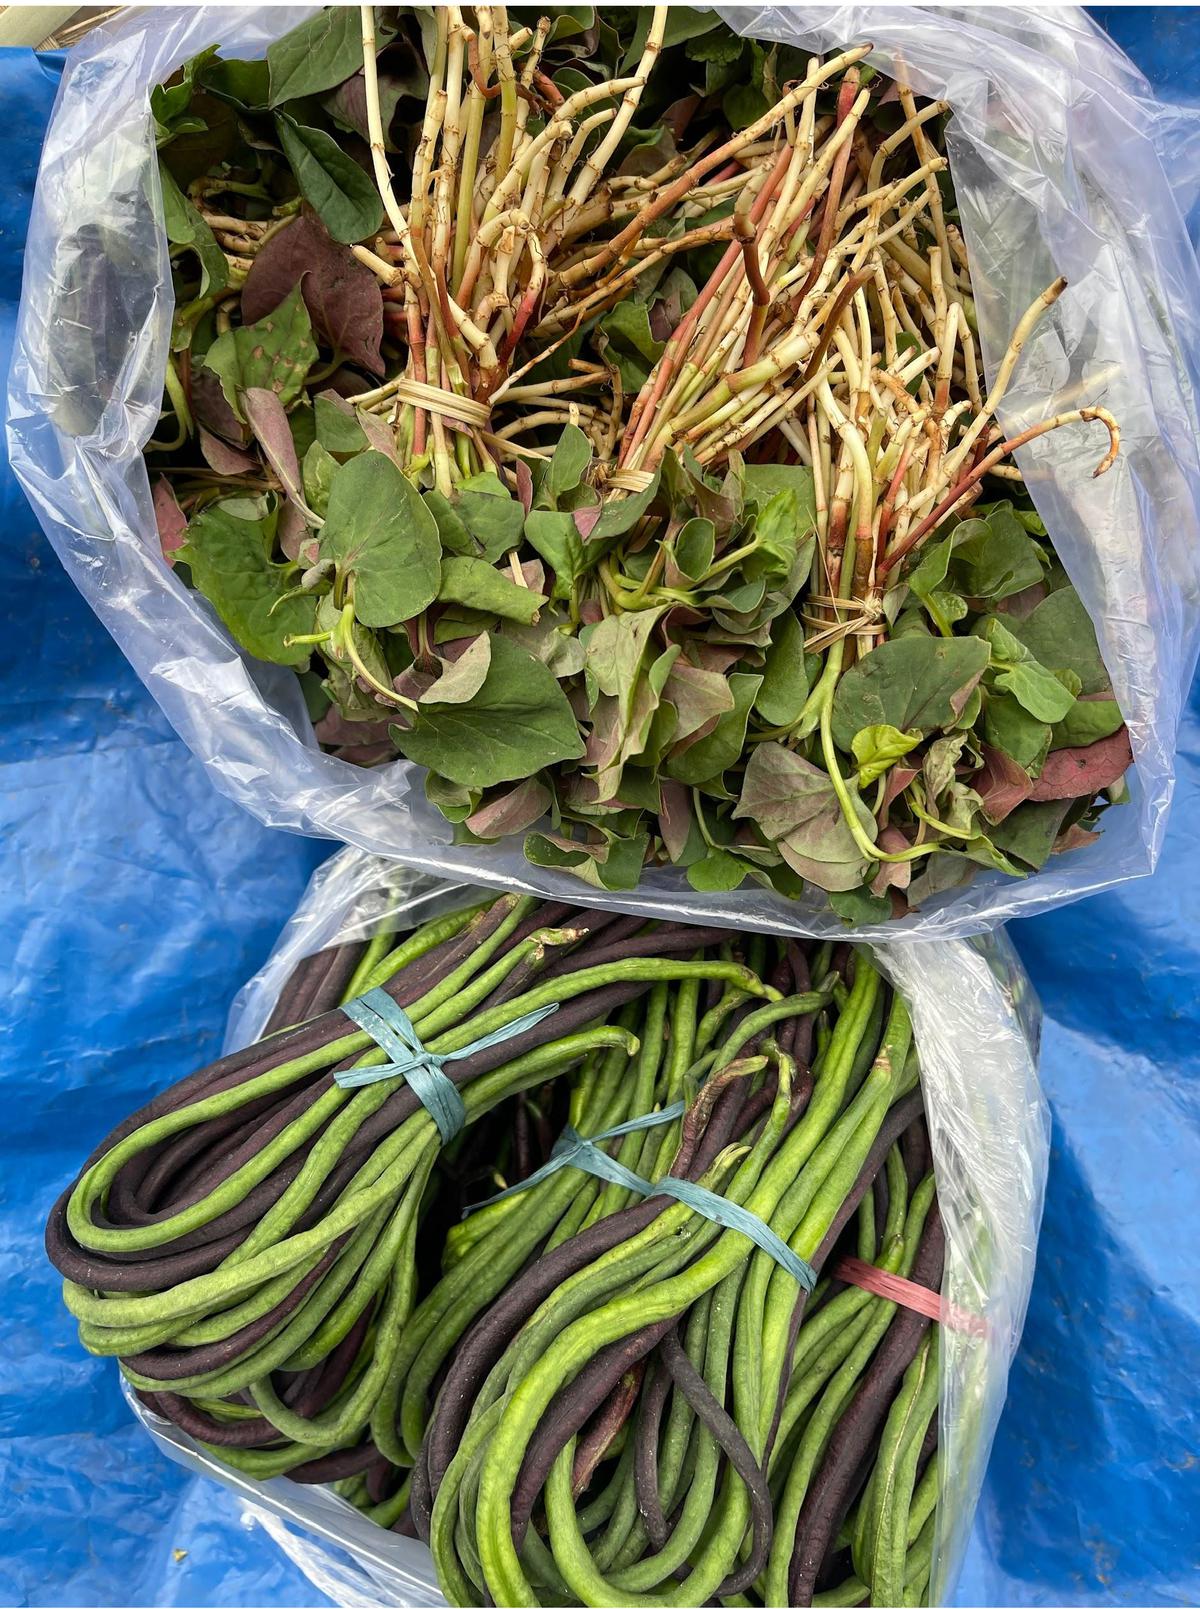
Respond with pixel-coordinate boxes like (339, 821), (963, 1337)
(0, 14), (1197, 1608)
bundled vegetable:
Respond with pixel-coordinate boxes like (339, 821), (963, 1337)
(49, 892), (959, 1606)
(149, 5), (1129, 916)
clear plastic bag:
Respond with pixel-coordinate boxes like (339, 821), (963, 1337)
(9, 3), (1200, 939)
(131, 848), (1049, 1607)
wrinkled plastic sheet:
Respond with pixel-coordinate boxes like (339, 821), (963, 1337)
(2, 12), (1200, 1609)
(8, 4), (1200, 940)
(126, 851), (1046, 1608)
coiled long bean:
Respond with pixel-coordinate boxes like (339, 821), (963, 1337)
(49, 895), (956, 1605)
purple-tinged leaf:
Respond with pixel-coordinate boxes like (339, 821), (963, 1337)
(659, 780), (694, 864)
(314, 706), (392, 747)
(1028, 725), (1132, 800)
(976, 745), (1034, 823)
(870, 828), (913, 894)
(277, 499), (310, 562)
(521, 557), (547, 596)
(322, 67), (414, 151)
(466, 778), (552, 839)
(421, 635), (493, 706)
(1053, 823), (1102, 855)
(734, 740), (875, 892)
(241, 211), (385, 377)
(394, 664), (437, 705)
(662, 659), (735, 744)
(243, 386), (307, 508)
(153, 478), (187, 564)
(357, 408), (403, 466)
(199, 426), (257, 476)
(191, 366), (249, 444)
(994, 580), (1048, 621)
(515, 460), (534, 517)
(881, 764), (919, 813)
(584, 695), (624, 771)
(574, 503), (604, 540)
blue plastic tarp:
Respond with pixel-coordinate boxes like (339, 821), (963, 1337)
(1, 13), (1197, 1606)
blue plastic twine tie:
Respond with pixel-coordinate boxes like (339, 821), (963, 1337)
(462, 1105), (815, 1288)
(462, 1103), (687, 1216)
(650, 1178), (817, 1292)
(337, 987), (560, 1146)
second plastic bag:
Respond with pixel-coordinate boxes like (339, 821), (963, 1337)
(123, 847), (1048, 1607)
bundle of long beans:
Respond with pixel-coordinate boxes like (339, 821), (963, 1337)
(48, 892), (951, 1605)
(149, 6), (1131, 915)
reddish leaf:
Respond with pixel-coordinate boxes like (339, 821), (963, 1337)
(870, 827), (913, 894)
(466, 777), (551, 839)
(323, 67), (410, 149)
(243, 386), (306, 506)
(659, 780), (693, 863)
(314, 706), (392, 747)
(358, 408), (403, 465)
(395, 664), (437, 704)
(977, 745), (1035, 823)
(192, 366), (248, 443)
(242, 210), (385, 377)
(994, 580), (1048, 621)
(574, 503), (603, 540)
(1029, 725), (1132, 800)
(515, 460), (534, 517)
(277, 499), (310, 562)
(199, 426), (257, 476)
(1053, 823), (1102, 855)
(329, 738), (395, 765)
(881, 764), (919, 812)
(152, 478), (187, 564)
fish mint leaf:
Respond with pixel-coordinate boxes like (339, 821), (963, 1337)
(734, 741), (876, 893)
(755, 611), (813, 727)
(982, 691), (1050, 773)
(268, 7), (392, 105)
(178, 501), (316, 666)
(314, 393), (369, 455)
(203, 282), (317, 418)
(320, 451), (441, 628)
(852, 724), (922, 787)
(742, 463), (817, 533)
(686, 847), (748, 892)
(544, 424), (594, 505)
(988, 799), (1073, 869)
(302, 440), (339, 518)
(158, 162), (227, 301)
(1028, 725), (1132, 801)
(274, 114), (384, 244)
(596, 300), (665, 392)
(982, 616), (1077, 723)
(524, 827), (649, 892)
(665, 673), (761, 785)
(394, 635), (584, 788)
(1051, 695), (1125, 750)
(831, 634), (990, 751)
(524, 511), (587, 599)
(456, 477), (526, 562)
(1004, 583), (1109, 694)
(421, 636), (493, 705)
(437, 557), (546, 624)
